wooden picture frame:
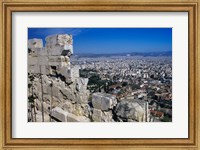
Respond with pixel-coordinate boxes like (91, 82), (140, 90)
(0, 0), (199, 149)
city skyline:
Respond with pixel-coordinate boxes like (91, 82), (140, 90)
(28, 28), (172, 54)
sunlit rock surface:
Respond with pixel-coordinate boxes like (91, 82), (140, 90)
(115, 99), (149, 122)
(92, 92), (117, 111)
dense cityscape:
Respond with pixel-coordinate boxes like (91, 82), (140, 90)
(71, 55), (172, 122)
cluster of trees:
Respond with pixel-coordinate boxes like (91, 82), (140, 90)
(161, 115), (172, 122)
(87, 75), (108, 93)
(79, 69), (97, 78)
(131, 83), (140, 90)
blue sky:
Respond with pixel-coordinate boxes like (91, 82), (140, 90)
(28, 28), (172, 54)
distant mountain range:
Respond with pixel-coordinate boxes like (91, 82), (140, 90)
(74, 51), (172, 58)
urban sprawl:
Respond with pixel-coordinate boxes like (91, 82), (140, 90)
(72, 55), (172, 122)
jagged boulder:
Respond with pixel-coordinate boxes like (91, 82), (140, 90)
(62, 101), (91, 118)
(45, 34), (73, 56)
(115, 100), (147, 122)
(92, 108), (113, 122)
(67, 113), (90, 122)
(51, 107), (90, 122)
(75, 78), (88, 91)
(51, 107), (68, 121)
(28, 38), (43, 49)
(92, 93), (117, 111)
(34, 75), (90, 104)
(35, 98), (50, 113)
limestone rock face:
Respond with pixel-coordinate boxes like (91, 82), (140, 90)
(51, 107), (90, 122)
(62, 102), (91, 118)
(92, 93), (117, 111)
(115, 100), (148, 122)
(92, 108), (113, 122)
(46, 34), (72, 46)
(67, 113), (90, 122)
(32, 74), (89, 104)
(60, 65), (80, 83)
(35, 99), (46, 112)
(45, 34), (73, 56)
(29, 72), (90, 120)
(75, 77), (88, 91)
(28, 34), (74, 82)
(76, 91), (90, 104)
(51, 107), (68, 122)
(28, 39), (43, 49)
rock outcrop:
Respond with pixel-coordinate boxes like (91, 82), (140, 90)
(92, 108), (113, 122)
(51, 107), (68, 122)
(92, 92), (117, 111)
(91, 93), (117, 122)
(51, 107), (90, 122)
(115, 99), (149, 122)
(28, 34), (91, 122)
(28, 39), (43, 49)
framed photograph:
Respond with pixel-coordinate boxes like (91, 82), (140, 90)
(0, 0), (199, 149)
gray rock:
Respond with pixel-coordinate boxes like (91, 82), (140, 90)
(60, 88), (75, 101)
(101, 110), (113, 122)
(62, 101), (91, 117)
(75, 77), (88, 91)
(77, 91), (90, 104)
(62, 101), (74, 113)
(28, 38), (43, 49)
(51, 107), (68, 122)
(92, 108), (113, 122)
(45, 34), (73, 56)
(67, 113), (90, 122)
(51, 107), (90, 122)
(92, 93), (117, 111)
(92, 108), (102, 122)
(115, 99), (147, 122)
(81, 104), (91, 117)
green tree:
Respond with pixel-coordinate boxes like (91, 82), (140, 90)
(161, 115), (171, 122)
(122, 82), (128, 87)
